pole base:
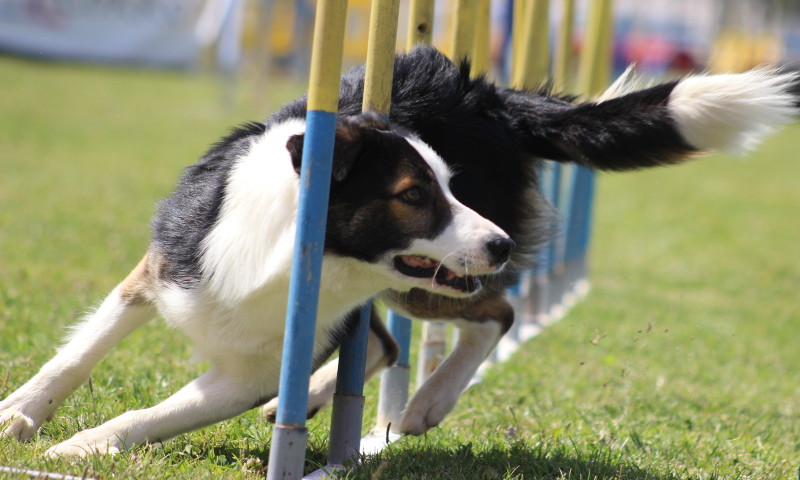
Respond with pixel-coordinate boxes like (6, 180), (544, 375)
(267, 424), (309, 480)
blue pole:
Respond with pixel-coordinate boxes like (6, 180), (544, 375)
(388, 311), (412, 368)
(528, 163), (551, 328)
(274, 109), (337, 427)
(576, 166), (596, 291)
(267, 110), (338, 480)
(266, 1), (348, 478)
(563, 164), (595, 298)
(335, 304), (371, 397)
(565, 165), (588, 263)
(578, 167), (596, 253)
(547, 162), (569, 317)
(547, 163), (563, 271)
(327, 302), (371, 464)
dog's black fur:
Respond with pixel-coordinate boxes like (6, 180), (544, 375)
(232, 47), (699, 289)
(152, 121), (267, 286)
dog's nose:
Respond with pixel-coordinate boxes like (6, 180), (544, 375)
(486, 236), (515, 266)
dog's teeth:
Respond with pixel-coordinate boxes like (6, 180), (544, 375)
(404, 255), (432, 268)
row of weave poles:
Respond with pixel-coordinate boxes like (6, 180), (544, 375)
(266, 1), (615, 478)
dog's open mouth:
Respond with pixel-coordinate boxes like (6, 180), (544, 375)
(393, 255), (482, 293)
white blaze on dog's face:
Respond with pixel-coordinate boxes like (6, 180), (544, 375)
(318, 121), (514, 298)
(388, 138), (514, 296)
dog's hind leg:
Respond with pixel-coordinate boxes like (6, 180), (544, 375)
(261, 307), (399, 422)
(47, 357), (275, 457)
(0, 255), (158, 442)
(399, 294), (513, 436)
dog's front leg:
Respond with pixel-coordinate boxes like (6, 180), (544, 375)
(0, 285), (156, 442)
(47, 361), (274, 458)
(400, 295), (513, 435)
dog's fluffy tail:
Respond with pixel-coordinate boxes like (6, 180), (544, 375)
(668, 68), (798, 153)
(513, 67), (800, 171)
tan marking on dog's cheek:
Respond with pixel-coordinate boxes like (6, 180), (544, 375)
(118, 250), (162, 306)
(389, 200), (435, 236)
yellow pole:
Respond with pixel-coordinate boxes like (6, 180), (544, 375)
(451, 0), (477, 62)
(363, 0), (401, 114)
(329, 1), (399, 456)
(577, 0), (613, 96)
(407, 0), (434, 49)
(596, 0), (614, 92)
(553, 0), (574, 92)
(306, 0), (348, 112)
(511, 0), (550, 90)
(471, 0), (491, 76)
(511, 0), (526, 77)
(408, 1), (451, 393)
(364, 0), (409, 436)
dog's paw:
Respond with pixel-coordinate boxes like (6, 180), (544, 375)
(46, 428), (125, 458)
(261, 397), (321, 423)
(399, 385), (460, 436)
(261, 398), (279, 423)
(0, 392), (54, 442)
(0, 407), (40, 442)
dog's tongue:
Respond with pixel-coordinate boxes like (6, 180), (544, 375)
(403, 255), (438, 269)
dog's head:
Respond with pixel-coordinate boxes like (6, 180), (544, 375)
(287, 113), (513, 297)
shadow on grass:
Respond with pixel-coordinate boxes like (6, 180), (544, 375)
(176, 439), (331, 478)
(335, 441), (683, 480)
(162, 436), (686, 479)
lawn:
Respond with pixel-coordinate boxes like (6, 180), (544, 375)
(0, 56), (798, 479)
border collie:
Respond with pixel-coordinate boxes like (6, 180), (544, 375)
(1, 46), (797, 456)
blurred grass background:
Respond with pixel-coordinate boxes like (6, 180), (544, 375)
(0, 56), (798, 479)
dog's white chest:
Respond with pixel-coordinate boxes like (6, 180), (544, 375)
(155, 256), (385, 366)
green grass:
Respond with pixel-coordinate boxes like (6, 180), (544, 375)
(1, 55), (799, 479)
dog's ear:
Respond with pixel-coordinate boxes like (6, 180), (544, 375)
(286, 133), (305, 173)
(506, 68), (799, 171)
(329, 117), (369, 183)
(287, 116), (379, 183)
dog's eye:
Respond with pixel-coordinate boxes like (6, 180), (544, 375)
(400, 186), (426, 206)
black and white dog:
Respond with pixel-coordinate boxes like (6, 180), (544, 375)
(1, 46), (797, 456)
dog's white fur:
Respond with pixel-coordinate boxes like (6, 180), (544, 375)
(670, 68), (799, 153)
(200, 119), (304, 304)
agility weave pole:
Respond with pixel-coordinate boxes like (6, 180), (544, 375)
(328, 0), (402, 467)
(493, 0), (555, 364)
(267, 0), (406, 478)
(407, 0), (498, 401)
(265, 1), (348, 478)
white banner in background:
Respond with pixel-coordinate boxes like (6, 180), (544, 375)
(0, 0), (220, 68)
